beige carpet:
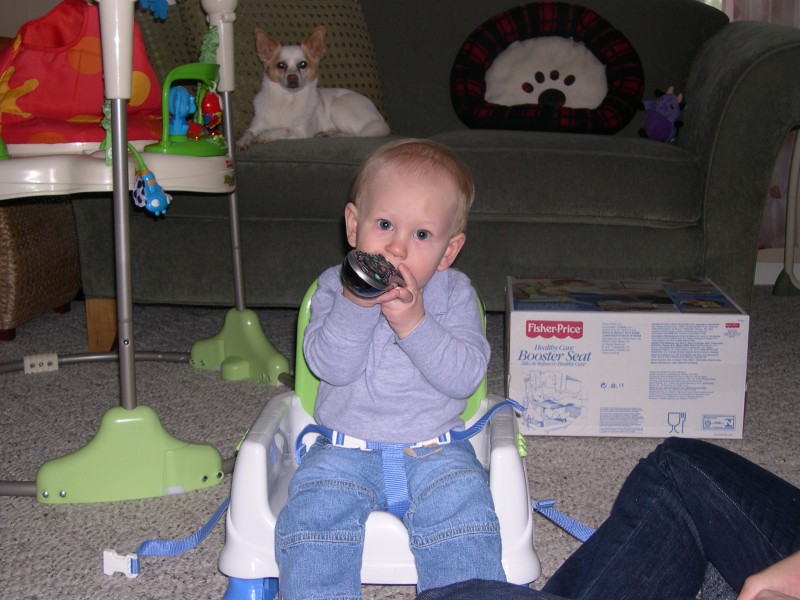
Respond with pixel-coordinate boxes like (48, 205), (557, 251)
(0, 286), (798, 599)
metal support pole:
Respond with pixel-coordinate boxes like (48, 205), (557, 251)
(203, 0), (245, 310)
(98, 0), (139, 408)
(110, 98), (138, 409)
(773, 129), (800, 296)
(222, 91), (247, 311)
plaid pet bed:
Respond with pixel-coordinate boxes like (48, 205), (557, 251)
(450, 1), (644, 134)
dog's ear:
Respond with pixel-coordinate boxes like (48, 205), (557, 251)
(254, 28), (281, 64)
(303, 26), (326, 62)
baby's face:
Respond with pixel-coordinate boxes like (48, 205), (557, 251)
(346, 166), (464, 289)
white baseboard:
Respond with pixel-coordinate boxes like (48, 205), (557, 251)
(755, 247), (800, 285)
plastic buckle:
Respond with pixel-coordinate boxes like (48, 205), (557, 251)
(330, 431), (369, 451)
(102, 549), (139, 578)
(411, 432), (451, 449)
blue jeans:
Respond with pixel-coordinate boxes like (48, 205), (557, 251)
(275, 437), (505, 600)
(417, 437), (800, 600)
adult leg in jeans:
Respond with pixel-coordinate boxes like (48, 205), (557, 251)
(544, 437), (800, 600)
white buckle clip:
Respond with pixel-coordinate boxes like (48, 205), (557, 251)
(103, 549), (138, 578)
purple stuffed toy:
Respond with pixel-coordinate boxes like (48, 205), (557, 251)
(639, 86), (684, 142)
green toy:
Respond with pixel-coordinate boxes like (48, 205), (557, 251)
(145, 62), (226, 157)
(145, 26), (226, 157)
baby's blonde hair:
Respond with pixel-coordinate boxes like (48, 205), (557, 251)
(350, 139), (475, 235)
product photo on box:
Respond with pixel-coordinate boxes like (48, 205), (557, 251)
(506, 277), (749, 439)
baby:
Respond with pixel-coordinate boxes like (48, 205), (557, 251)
(275, 139), (505, 599)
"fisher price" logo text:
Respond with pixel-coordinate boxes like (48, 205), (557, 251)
(526, 320), (583, 339)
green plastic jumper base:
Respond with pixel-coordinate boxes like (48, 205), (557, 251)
(190, 308), (291, 385)
(35, 405), (223, 504)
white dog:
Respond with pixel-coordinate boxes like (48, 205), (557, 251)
(236, 26), (390, 150)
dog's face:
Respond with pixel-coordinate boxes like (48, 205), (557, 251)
(254, 26), (326, 92)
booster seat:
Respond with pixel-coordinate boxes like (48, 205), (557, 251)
(218, 281), (541, 599)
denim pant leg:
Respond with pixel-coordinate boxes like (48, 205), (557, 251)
(656, 438), (800, 589)
(275, 439), (385, 600)
(404, 440), (506, 593)
(416, 578), (565, 600)
(544, 438), (800, 600)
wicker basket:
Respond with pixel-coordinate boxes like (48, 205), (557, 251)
(0, 198), (81, 334)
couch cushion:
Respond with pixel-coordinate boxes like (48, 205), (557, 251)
(166, 132), (701, 231)
(164, 137), (393, 221)
(137, 1), (387, 139)
(185, 0), (387, 138)
(136, 5), (203, 84)
(451, 2), (644, 134)
(431, 130), (702, 227)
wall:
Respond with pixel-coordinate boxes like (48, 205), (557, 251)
(1, 0), (61, 38)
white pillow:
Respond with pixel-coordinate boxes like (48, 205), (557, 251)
(485, 36), (607, 109)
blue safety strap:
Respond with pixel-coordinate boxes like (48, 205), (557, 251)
(295, 399), (523, 519)
(130, 496), (230, 575)
(381, 445), (410, 517)
(531, 499), (595, 542)
(450, 399), (524, 442)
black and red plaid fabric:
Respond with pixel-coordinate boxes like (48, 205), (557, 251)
(450, 2), (644, 134)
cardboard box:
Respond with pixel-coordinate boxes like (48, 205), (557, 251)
(506, 277), (749, 438)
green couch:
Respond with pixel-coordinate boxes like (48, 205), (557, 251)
(72, 0), (800, 347)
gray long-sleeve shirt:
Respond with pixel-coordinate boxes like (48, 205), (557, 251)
(303, 265), (490, 443)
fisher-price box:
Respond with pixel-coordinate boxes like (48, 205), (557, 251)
(506, 277), (749, 438)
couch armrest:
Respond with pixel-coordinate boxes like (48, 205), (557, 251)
(681, 20), (800, 309)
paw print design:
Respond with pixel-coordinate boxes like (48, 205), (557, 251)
(521, 71), (576, 108)
(484, 37), (607, 109)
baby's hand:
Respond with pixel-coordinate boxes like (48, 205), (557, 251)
(376, 264), (424, 339)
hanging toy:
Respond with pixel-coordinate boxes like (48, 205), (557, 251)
(99, 97), (173, 217)
(201, 92), (223, 134)
(132, 169), (172, 216)
(138, 0), (172, 22)
(187, 91), (223, 140)
(197, 25), (222, 137)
